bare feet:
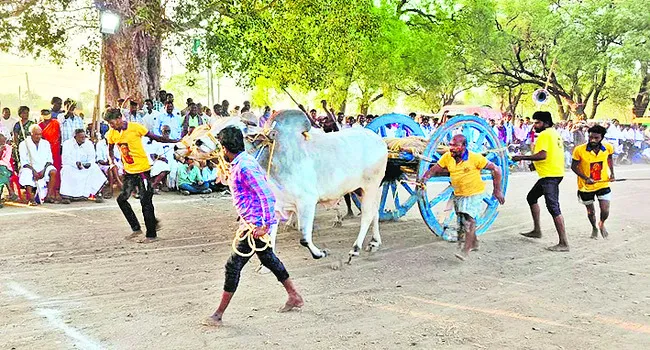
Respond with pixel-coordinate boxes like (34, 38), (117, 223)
(520, 230), (542, 239)
(279, 294), (304, 313)
(137, 237), (158, 244)
(202, 314), (223, 327)
(545, 244), (570, 252)
(599, 222), (608, 239)
(590, 227), (599, 239)
(125, 230), (142, 240)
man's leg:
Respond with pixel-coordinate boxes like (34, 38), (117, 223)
(179, 183), (200, 194)
(206, 238), (254, 326)
(138, 172), (158, 241)
(152, 171), (168, 189)
(543, 178), (569, 251)
(522, 180), (544, 238)
(24, 185), (34, 204)
(343, 193), (354, 218)
(45, 169), (59, 203)
(117, 174), (142, 238)
(598, 198), (610, 239)
(455, 213), (476, 260)
(585, 202), (598, 239)
(254, 239), (304, 312)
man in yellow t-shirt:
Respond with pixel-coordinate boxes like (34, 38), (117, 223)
(105, 108), (179, 243)
(512, 111), (568, 252)
(420, 134), (505, 260)
(571, 124), (615, 240)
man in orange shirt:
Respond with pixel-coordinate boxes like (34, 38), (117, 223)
(420, 135), (505, 260)
(571, 124), (615, 239)
(105, 109), (179, 243)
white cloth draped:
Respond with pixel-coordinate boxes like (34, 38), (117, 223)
(143, 139), (171, 176)
(18, 138), (54, 198)
(60, 139), (106, 197)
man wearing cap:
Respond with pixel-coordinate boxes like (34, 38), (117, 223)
(512, 111), (569, 252)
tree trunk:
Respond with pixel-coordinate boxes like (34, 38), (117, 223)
(360, 92), (383, 115)
(553, 94), (569, 120)
(632, 62), (650, 118)
(506, 88), (523, 116)
(103, 0), (162, 107)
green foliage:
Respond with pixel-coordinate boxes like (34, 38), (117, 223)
(162, 73), (209, 105)
(2, 0), (649, 118)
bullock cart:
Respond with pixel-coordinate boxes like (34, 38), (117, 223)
(353, 114), (510, 241)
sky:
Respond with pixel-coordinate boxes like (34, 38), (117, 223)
(0, 51), (251, 114)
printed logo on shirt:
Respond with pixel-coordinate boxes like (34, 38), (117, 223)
(590, 161), (603, 181)
(118, 143), (135, 164)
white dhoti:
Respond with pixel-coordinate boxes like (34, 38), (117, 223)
(166, 158), (179, 188)
(60, 164), (107, 198)
(19, 165), (56, 199)
(151, 160), (171, 177)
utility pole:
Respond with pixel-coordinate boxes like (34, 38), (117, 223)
(25, 72), (31, 106)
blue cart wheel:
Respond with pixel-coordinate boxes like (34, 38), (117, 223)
(365, 113), (425, 138)
(352, 113), (425, 221)
(416, 115), (509, 239)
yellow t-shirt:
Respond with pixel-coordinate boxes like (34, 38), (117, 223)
(572, 142), (614, 192)
(437, 151), (488, 196)
(533, 128), (565, 178)
(106, 122), (151, 174)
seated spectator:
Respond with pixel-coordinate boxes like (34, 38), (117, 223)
(177, 158), (211, 195)
(18, 125), (60, 204)
(202, 159), (227, 193)
(95, 136), (121, 198)
(143, 136), (170, 193)
(0, 133), (18, 205)
(60, 129), (107, 204)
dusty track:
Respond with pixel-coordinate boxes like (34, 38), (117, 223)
(1, 165), (650, 349)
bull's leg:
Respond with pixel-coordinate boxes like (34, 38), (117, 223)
(297, 202), (327, 259)
(348, 188), (380, 263)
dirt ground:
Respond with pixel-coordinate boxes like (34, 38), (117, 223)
(1, 165), (650, 350)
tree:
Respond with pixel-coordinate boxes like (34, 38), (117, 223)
(480, 0), (635, 120)
(186, 0), (391, 113)
(395, 0), (495, 112)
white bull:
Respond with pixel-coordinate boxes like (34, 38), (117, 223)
(176, 110), (388, 261)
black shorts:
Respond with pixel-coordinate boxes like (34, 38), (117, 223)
(526, 177), (563, 217)
(577, 187), (611, 205)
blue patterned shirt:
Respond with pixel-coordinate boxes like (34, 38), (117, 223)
(228, 152), (276, 227)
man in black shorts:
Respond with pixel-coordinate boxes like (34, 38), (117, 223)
(512, 111), (569, 252)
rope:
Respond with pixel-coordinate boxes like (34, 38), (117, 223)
(231, 223), (272, 257)
(266, 139), (276, 176)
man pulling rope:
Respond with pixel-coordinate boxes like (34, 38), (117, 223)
(205, 126), (303, 327)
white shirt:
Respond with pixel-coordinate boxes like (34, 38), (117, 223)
(202, 166), (218, 182)
(95, 138), (109, 162)
(159, 113), (182, 139)
(142, 110), (162, 135)
(143, 138), (164, 161)
(0, 116), (18, 137)
(62, 138), (96, 168)
(19, 138), (53, 170)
